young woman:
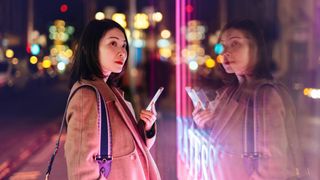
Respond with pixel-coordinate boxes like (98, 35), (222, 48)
(192, 19), (308, 179)
(64, 19), (161, 180)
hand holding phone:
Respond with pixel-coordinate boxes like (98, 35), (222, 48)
(185, 86), (209, 110)
(146, 87), (164, 111)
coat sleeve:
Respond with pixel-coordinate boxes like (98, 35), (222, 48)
(64, 87), (101, 180)
(251, 85), (298, 179)
(139, 121), (157, 149)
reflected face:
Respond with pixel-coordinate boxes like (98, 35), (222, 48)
(98, 28), (127, 76)
(220, 29), (257, 75)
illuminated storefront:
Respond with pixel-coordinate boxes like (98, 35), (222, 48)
(175, 0), (319, 179)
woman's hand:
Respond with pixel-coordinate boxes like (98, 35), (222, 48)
(140, 103), (157, 131)
(192, 103), (214, 129)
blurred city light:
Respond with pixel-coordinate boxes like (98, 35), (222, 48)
(5, 49), (14, 58)
(304, 88), (320, 99)
(152, 12), (163, 22)
(159, 48), (172, 59)
(57, 62), (66, 72)
(161, 29), (171, 39)
(157, 39), (170, 48)
(30, 56), (38, 64)
(216, 54), (223, 63)
(95, 12), (105, 20)
(214, 43), (224, 55)
(112, 13), (127, 28)
(42, 58), (51, 69)
(12, 58), (19, 65)
(205, 57), (216, 68)
(60, 4), (68, 13)
(31, 44), (40, 55)
(134, 13), (149, 29)
(189, 61), (198, 71)
(186, 4), (194, 13)
(132, 39), (146, 48)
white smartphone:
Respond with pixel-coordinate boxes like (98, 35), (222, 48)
(146, 87), (164, 111)
(185, 86), (208, 110)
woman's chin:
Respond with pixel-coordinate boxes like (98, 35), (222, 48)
(113, 69), (123, 73)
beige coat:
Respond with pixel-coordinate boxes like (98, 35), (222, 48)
(205, 80), (307, 180)
(64, 79), (161, 180)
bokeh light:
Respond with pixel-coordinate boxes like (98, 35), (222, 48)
(95, 12), (105, 20)
(214, 43), (224, 55)
(30, 56), (38, 64)
(60, 4), (68, 13)
(189, 61), (198, 71)
(161, 29), (171, 39)
(31, 44), (40, 55)
(205, 57), (216, 68)
(5, 49), (14, 58)
(152, 12), (163, 22)
(216, 54), (224, 63)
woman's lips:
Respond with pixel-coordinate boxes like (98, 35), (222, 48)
(224, 61), (230, 65)
(115, 61), (123, 65)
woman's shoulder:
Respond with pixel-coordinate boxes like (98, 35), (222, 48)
(253, 79), (294, 107)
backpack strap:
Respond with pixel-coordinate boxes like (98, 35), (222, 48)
(45, 84), (112, 179)
(242, 83), (270, 175)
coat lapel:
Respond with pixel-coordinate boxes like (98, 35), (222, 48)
(111, 88), (148, 157)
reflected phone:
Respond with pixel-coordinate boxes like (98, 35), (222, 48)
(185, 86), (208, 110)
(146, 87), (164, 111)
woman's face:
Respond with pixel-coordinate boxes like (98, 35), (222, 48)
(98, 28), (127, 76)
(220, 29), (257, 76)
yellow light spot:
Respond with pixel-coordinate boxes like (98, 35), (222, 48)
(30, 56), (38, 64)
(303, 88), (310, 96)
(159, 48), (172, 58)
(54, 20), (65, 27)
(161, 29), (171, 39)
(5, 49), (14, 58)
(132, 30), (143, 39)
(95, 12), (105, 20)
(152, 12), (163, 22)
(186, 50), (196, 59)
(50, 48), (58, 56)
(42, 57), (51, 69)
(112, 13), (127, 28)
(217, 55), (224, 63)
(205, 57), (216, 68)
(134, 13), (149, 29)
(65, 49), (73, 58)
(12, 58), (19, 65)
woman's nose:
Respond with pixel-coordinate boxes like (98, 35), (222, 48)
(119, 50), (126, 58)
(222, 50), (231, 58)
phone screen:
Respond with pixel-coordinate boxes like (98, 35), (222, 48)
(146, 87), (164, 111)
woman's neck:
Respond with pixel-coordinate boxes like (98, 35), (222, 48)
(236, 75), (255, 85)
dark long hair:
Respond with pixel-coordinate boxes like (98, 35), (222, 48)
(216, 19), (273, 85)
(69, 19), (129, 88)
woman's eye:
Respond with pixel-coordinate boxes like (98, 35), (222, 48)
(231, 41), (239, 47)
(122, 44), (127, 48)
(110, 41), (117, 46)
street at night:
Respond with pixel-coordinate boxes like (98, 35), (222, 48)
(1, 0), (320, 179)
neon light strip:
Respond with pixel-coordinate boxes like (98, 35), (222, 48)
(176, 0), (181, 117)
(181, 0), (187, 117)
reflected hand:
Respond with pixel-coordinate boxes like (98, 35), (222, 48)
(192, 102), (214, 129)
(140, 103), (157, 131)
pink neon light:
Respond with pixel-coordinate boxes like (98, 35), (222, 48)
(181, 0), (187, 117)
(176, 0), (181, 117)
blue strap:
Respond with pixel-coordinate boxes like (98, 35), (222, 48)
(97, 94), (112, 160)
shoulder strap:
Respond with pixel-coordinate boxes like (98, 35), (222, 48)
(243, 83), (272, 158)
(45, 84), (112, 179)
